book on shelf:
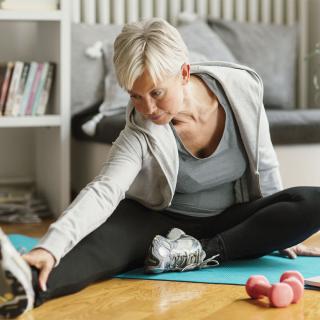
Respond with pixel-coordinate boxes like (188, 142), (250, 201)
(0, 0), (59, 11)
(0, 63), (6, 92)
(36, 63), (55, 115)
(0, 63), (7, 114)
(11, 62), (30, 116)
(19, 61), (37, 116)
(4, 61), (23, 116)
(0, 61), (55, 117)
(25, 63), (44, 115)
(0, 61), (14, 116)
(31, 62), (49, 115)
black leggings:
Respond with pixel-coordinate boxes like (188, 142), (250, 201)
(32, 186), (320, 307)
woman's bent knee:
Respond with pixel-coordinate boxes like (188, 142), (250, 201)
(291, 186), (320, 204)
(287, 186), (320, 228)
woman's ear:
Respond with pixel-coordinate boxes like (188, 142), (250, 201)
(181, 63), (190, 84)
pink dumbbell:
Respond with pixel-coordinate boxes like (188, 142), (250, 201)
(246, 275), (296, 307)
(280, 270), (304, 303)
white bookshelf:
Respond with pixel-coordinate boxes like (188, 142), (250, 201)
(0, 9), (63, 21)
(0, 0), (71, 217)
(0, 115), (61, 127)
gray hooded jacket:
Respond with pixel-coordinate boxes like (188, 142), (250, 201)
(34, 62), (283, 266)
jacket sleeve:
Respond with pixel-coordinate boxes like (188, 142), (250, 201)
(33, 127), (146, 267)
(256, 81), (284, 197)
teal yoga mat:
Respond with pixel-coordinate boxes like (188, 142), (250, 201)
(7, 234), (320, 289)
(115, 254), (320, 289)
(8, 234), (39, 254)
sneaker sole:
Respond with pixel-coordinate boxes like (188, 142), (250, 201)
(0, 243), (31, 319)
(144, 236), (171, 274)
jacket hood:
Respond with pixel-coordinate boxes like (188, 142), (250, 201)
(125, 61), (264, 173)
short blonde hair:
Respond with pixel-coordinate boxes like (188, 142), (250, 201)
(113, 18), (189, 90)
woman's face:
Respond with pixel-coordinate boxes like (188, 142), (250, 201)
(128, 65), (189, 125)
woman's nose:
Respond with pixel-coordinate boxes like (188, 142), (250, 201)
(142, 98), (157, 114)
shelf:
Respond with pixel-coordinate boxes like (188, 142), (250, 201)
(0, 9), (63, 21)
(0, 0), (71, 216)
(0, 115), (61, 127)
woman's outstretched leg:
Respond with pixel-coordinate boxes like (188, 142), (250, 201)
(0, 198), (189, 317)
(31, 199), (181, 307)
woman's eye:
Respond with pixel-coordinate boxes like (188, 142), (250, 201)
(152, 91), (162, 97)
(130, 95), (139, 100)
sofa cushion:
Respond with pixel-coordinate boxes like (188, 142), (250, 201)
(177, 20), (238, 62)
(99, 42), (129, 117)
(207, 18), (298, 110)
(71, 23), (122, 115)
(266, 109), (320, 145)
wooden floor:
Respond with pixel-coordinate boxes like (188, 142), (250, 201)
(1, 220), (320, 320)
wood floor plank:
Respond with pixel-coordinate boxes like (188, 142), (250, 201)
(1, 222), (320, 319)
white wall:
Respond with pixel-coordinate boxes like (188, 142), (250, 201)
(275, 144), (320, 188)
(308, 0), (320, 108)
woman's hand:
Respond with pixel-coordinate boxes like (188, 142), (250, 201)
(22, 248), (56, 292)
(279, 243), (320, 259)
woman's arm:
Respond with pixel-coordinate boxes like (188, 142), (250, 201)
(32, 127), (147, 267)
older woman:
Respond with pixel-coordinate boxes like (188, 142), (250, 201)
(1, 18), (320, 318)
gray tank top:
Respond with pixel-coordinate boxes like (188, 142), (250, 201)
(167, 73), (247, 217)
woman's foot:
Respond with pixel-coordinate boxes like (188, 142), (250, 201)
(144, 228), (220, 273)
(0, 228), (34, 319)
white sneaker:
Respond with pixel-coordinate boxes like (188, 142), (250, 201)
(0, 228), (34, 319)
(144, 228), (220, 274)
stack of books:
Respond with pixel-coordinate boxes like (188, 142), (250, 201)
(0, 0), (59, 11)
(0, 182), (52, 224)
(0, 61), (55, 116)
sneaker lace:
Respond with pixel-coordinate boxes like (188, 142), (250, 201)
(170, 249), (220, 272)
(182, 253), (220, 272)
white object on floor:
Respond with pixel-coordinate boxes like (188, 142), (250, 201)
(0, 227), (35, 314)
(305, 276), (320, 287)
